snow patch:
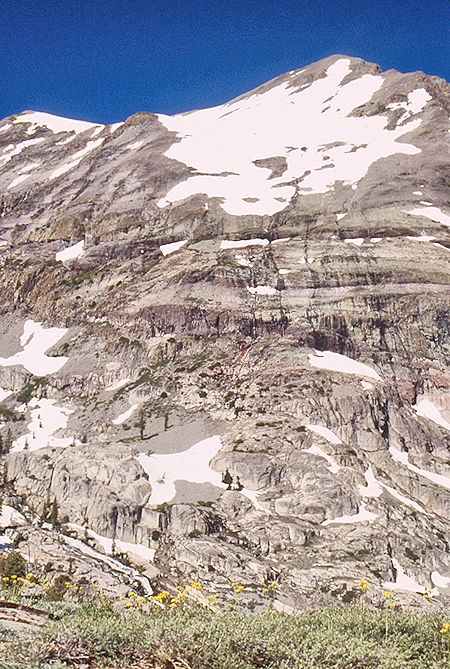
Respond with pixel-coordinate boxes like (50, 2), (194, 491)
(431, 571), (450, 589)
(62, 533), (153, 594)
(80, 527), (155, 563)
(305, 424), (342, 444)
(138, 435), (267, 513)
(358, 466), (428, 514)
(271, 237), (291, 245)
(0, 137), (45, 167)
(406, 235), (436, 242)
(138, 435), (224, 506)
(160, 240), (187, 255)
(11, 398), (74, 453)
(221, 238), (269, 249)
(303, 444), (340, 474)
(0, 387), (12, 402)
(7, 173), (32, 189)
(322, 502), (377, 525)
(389, 447), (450, 490)
(361, 381), (373, 390)
(55, 240), (84, 262)
(0, 535), (13, 549)
(0, 505), (26, 527)
(49, 137), (105, 180)
(414, 399), (450, 431)
(247, 286), (277, 296)
(13, 111), (101, 135)
(382, 482), (427, 514)
(382, 558), (428, 594)
(386, 89), (432, 123)
(344, 238), (364, 246)
(112, 404), (139, 425)
(106, 378), (131, 392)
(126, 140), (144, 150)
(358, 466), (383, 498)
(157, 59), (423, 216)
(0, 320), (68, 376)
(235, 254), (253, 267)
(308, 350), (382, 381)
(405, 206), (450, 227)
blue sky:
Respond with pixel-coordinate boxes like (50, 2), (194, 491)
(1, 0), (448, 123)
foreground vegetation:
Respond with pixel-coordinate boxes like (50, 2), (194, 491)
(1, 599), (449, 669)
(0, 551), (448, 668)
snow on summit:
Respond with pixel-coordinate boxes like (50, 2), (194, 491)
(157, 58), (428, 216)
(13, 111), (102, 135)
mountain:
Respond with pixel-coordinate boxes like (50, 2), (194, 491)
(0, 55), (449, 609)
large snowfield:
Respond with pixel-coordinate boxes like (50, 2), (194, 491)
(157, 59), (428, 216)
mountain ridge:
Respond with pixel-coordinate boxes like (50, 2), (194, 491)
(0, 54), (448, 610)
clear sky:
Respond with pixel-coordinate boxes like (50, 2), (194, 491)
(1, 0), (448, 124)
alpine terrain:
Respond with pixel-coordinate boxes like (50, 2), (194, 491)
(0, 54), (449, 610)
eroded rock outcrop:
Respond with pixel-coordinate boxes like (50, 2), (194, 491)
(0, 54), (448, 607)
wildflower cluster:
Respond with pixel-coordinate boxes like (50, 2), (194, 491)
(440, 622), (449, 635)
(0, 568), (107, 604)
(382, 591), (402, 609)
(262, 581), (278, 595)
(1, 572), (48, 599)
(119, 591), (146, 609)
(422, 587), (435, 600)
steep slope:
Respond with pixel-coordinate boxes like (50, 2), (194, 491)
(0, 55), (449, 609)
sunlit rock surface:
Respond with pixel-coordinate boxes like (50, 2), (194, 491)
(0, 55), (448, 608)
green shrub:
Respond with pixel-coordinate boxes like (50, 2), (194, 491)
(0, 550), (26, 578)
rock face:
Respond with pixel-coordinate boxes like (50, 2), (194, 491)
(0, 55), (449, 608)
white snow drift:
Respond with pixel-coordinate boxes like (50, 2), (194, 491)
(11, 398), (74, 453)
(322, 502), (377, 525)
(138, 435), (267, 512)
(382, 558), (431, 594)
(112, 403), (139, 425)
(0, 320), (68, 376)
(157, 59), (427, 216)
(405, 206), (450, 228)
(55, 240), (85, 262)
(389, 447), (450, 490)
(160, 240), (187, 256)
(414, 398), (450, 431)
(308, 350), (382, 381)
(13, 111), (102, 135)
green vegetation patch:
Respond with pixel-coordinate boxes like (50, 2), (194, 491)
(17, 376), (47, 404)
(1, 600), (448, 668)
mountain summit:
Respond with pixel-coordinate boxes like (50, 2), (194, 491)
(0, 56), (449, 608)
